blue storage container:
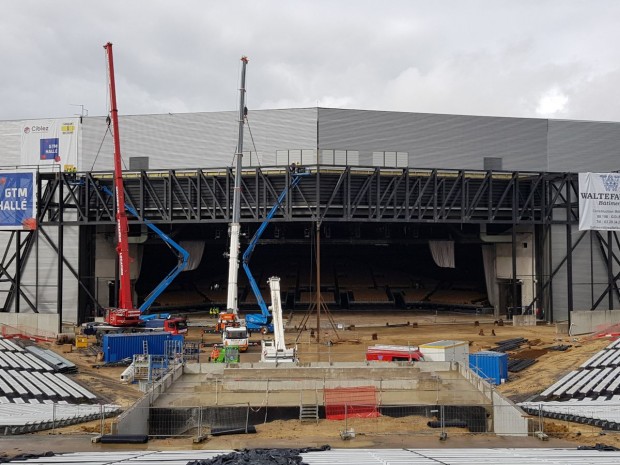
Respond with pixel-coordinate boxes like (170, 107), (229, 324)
(468, 351), (508, 385)
(102, 332), (185, 363)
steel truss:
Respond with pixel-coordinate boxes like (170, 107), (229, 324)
(5, 165), (618, 325)
(37, 166), (572, 226)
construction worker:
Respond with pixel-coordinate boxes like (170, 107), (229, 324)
(210, 345), (220, 362)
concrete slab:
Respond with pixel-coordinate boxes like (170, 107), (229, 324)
(153, 362), (490, 408)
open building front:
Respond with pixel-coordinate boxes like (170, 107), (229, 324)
(0, 108), (619, 334)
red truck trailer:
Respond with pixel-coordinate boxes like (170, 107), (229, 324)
(365, 344), (424, 362)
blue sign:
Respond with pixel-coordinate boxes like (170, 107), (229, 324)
(0, 171), (36, 230)
(40, 138), (60, 161)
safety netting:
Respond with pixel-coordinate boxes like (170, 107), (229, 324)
(323, 386), (380, 420)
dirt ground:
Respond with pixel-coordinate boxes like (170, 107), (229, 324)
(20, 311), (620, 451)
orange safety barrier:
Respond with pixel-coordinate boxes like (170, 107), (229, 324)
(323, 386), (380, 420)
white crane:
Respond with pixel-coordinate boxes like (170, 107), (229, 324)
(261, 276), (297, 363)
(226, 56), (249, 316)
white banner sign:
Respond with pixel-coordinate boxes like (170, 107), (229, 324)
(20, 118), (79, 170)
(579, 172), (620, 231)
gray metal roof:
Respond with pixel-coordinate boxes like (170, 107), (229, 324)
(4, 448), (620, 464)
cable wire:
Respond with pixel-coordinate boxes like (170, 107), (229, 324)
(245, 116), (262, 167)
(90, 124), (111, 171)
(230, 114), (258, 168)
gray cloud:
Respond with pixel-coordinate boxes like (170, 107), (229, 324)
(2, 0), (619, 122)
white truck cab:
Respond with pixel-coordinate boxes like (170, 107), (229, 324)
(223, 325), (249, 352)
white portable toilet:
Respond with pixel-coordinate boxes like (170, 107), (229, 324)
(419, 340), (469, 365)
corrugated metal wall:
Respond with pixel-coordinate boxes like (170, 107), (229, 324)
(5, 109), (620, 174)
(546, 116), (620, 318)
(548, 119), (620, 172)
(317, 108), (549, 170)
(80, 108), (318, 170)
(0, 119), (22, 167)
(550, 224), (618, 322)
(0, 224), (79, 322)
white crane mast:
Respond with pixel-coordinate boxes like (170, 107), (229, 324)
(269, 277), (286, 351)
(226, 56), (249, 315)
(261, 276), (297, 363)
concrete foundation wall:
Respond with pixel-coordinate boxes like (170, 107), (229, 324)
(458, 362), (494, 402)
(163, 361), (488, 408)
(114, 361), (183, 435)
(492, 390), (528, 436)
(570, 310), (620, 335)
(0, 313), (60, 337)
(183, 360), (453, 375)
(219, 378), (426, 392)
(512, 314), (537, 326)
(114, 394), (150, 436)
(458, 363), (528, 436)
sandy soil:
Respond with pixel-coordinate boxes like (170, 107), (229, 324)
(22, 311), (619, 451)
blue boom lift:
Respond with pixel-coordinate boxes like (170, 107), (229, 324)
(101, 185), (190, 317)
(243, 169), (307, 332)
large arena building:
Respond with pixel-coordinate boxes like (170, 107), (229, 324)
(1, 107), (619, 334)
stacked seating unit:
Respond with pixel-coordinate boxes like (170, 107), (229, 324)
(0, 336), (96, 404)
(520, 338), (620, 431)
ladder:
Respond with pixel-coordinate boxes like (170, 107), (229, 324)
(143, 340), (149, 354)
(299, 389), (319, 423)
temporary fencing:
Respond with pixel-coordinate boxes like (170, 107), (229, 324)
(0, 402), (121, 436)
(28, 397), (615, 439)
(324, 386), (379, 420)
(150, 404), (251, 438)
(144, 402), (545, 438)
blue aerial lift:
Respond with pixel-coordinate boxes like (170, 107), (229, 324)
(84, 177), (190, 338)
(100, 185), (190, 318)
(243, 169), (307, 332)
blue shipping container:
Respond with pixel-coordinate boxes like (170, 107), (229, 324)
(468, 351), (508, 385)
(102, 332), (185, 363)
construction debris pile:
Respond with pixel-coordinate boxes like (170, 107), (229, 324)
(186, 446), (331, 465)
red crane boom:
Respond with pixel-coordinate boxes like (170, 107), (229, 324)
(103, 42), (140, 326)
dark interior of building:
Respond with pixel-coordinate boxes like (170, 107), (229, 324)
(133, 222), (492, 315)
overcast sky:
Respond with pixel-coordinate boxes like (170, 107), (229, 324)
(2, 1), (619, 122)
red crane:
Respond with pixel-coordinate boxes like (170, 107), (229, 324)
(103, 42), (141, 326)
